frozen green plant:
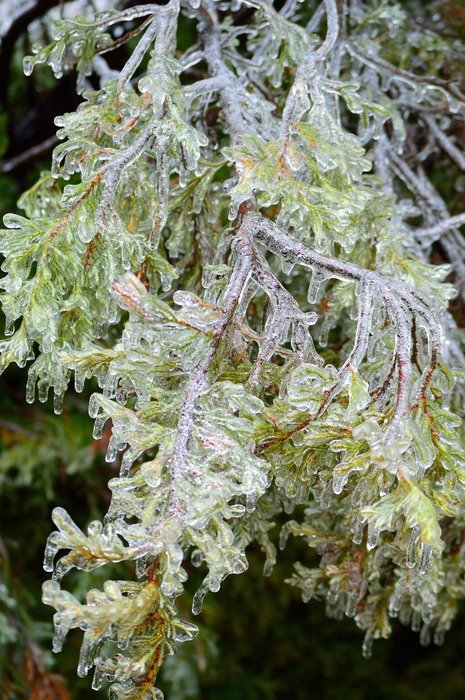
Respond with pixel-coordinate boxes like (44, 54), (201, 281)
(1, 0), (465, 695)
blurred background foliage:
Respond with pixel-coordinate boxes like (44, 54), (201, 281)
(1, 0), (465, 698)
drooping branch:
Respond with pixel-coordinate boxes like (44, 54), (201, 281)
(249, 213), (442, 420)
(7, 0), (465, 687)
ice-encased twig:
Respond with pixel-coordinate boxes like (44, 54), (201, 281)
(250, 213), (442, 420)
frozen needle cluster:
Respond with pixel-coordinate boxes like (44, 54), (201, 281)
(2, 0), (465, 695)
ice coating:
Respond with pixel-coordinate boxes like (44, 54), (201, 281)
(0, 0), (463, 693)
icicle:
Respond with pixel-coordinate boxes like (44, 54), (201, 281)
(302, 590), (312, 604)
(74, 370), (86, 393)
(53, 391), (64, 415)
(93, 414), (108, 440)
(23, 56), (35, 77)
(421, 602), (435, 625)
(192, 583), (209, 615)
(345, 592), (358, 617)
(4, 317), (14, 336)
(116, 386), (128, 404)
(352, 517), (365, 545)
(327, 587), (340, 605)
(332, 471), (347, 495)
(245, 493), (256, 512)
(406, 526), (420, 568)
(388, 587), (404, 618)
(434, 629), (445, 646)
(105, 435), (118, 463)
(43, 543), (56, 574)
(88, 394), (101, 419)
(279, 526), (290, 551)
(263, 554), (275, 578)
(419, 542), (433, 574)
(307, 268), (329, 304)
(26, 372), (37, 404)
(411, 611), (422, 633)
(74, 211), (94, 243)
(107, 296), (119, 325)
(350, 481), (365, 507)
(172, 620), (198, 642)
(38, 381), (49, 403)
(362, 629), (374, 658)
(317, 315), (334, 348)
(77, 643), (94, 678)
(91, 667), (105, 691)
(320, 485), (332, 509)
(399, 608), (412, 627)
(366, 523), (380, 550)
(52, 628), (66, 654)
(120, 449), (136, 477)
(419, 623), (431, 646)
(232, 558), (248, 575)
(190, 549), (204, 568)
(103, 371), (119, 399)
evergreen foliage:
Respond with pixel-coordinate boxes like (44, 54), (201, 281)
(1, 0), (465, 697)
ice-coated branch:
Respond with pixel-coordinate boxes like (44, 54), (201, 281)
(6, 0), (465, 687)
(280, 0), (339, 137)
(385, 295), (413, 430)
(249, 212), (442, 420)
(97, 120), (156, 216)
(166, 216), (255, 510)
(117, 0), (180, 90)
(168, 364), (207, 513)
(419, 213), (465, 241)
(157, 7), (263, 526)
(249, 250), (319, 382)
(422, 115), (465, 172)
(116, 18), (161, 90)
(202, 6), (247, 145)
(190, 4), (447, 425)
(315, 280), (374, 417)
(388, 145), (465, 294)
(313, 0), (339, 62)
(346, 37), (465, 107)
(90, 4), (182, 28)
